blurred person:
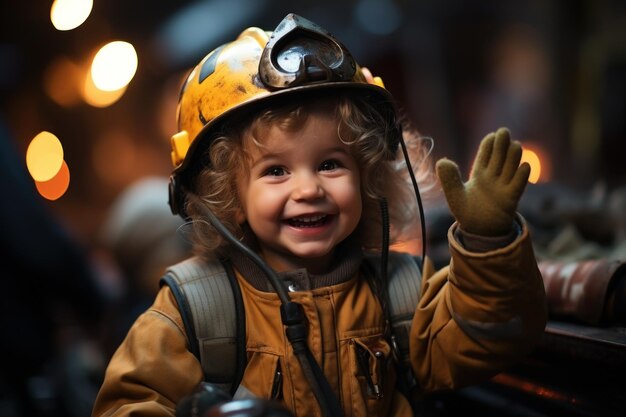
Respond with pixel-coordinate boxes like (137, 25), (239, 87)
(98, 176), (192, 358)
(0, 118), (108, 417)
(92, 14), (546, 417)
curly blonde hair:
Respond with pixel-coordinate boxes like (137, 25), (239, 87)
(185, 92), (437, 256)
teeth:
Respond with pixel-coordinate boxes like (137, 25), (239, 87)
(292, 214), (326, 223)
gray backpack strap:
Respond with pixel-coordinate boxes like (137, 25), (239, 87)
(364, 251), (423, 365)
(363, 251), (424, 414)
(160, 256), (245, 394)
(385, 252), (422, 368)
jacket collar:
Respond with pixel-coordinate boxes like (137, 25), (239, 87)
(225, 232), (364, 292)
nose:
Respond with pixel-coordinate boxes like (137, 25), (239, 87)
(291, 172), (325, 201)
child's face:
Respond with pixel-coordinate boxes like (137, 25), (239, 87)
(236, 111), (362, 274)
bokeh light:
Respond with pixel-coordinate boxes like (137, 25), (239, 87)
(355, 0), (402, 35)
(35, 160), (71, 201)
(44, 58), (82, 107)
(26, 131), (64, 182)
(82, 69), (127, 107)
(50, 0), (93, 31)
(90, 41), (138, 91)
(92, 130), (138, 187)
(521, 148), (542, 184)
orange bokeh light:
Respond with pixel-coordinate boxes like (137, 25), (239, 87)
(390, 239), (422, 256)
(35, 160), (70, 200)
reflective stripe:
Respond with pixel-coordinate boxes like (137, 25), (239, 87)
(452, 311), (523, 340)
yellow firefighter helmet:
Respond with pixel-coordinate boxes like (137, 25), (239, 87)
(169, 13), (400, 216)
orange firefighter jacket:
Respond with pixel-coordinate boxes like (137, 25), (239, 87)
(92, 218), (547, 417)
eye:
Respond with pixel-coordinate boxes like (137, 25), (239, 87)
(319, 160), (339, 171)
(264, 166), (286, 177)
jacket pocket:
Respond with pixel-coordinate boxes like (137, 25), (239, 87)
(237, 351), (282, 400)
(348, 335), (394, 417)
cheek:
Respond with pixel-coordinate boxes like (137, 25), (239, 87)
(241, 182), (283, 223)
(335, 176), (363, 219)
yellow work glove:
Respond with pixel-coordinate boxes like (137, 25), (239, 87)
(436, 127), (530, 236)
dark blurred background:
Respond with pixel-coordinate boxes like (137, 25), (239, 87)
(1, 0), (625, 244)
(1, 1), (625, 416)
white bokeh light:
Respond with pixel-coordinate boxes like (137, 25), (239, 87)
(50, 0), (93, 31)
(90, 41), (138, 92)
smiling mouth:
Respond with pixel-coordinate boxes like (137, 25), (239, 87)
(287, 214), (330, 228)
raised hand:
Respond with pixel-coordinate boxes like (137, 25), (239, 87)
(435, 127), (530, 236)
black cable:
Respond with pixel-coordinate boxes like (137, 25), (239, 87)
(378, 199), (393, 339)
(188, 193), (343, 417)
(188, 194), (291, 305)
(379, 199), (390, 284)
(398, 136), (427, 262)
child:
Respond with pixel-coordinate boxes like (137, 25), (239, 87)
(92, 13), (546, 417)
